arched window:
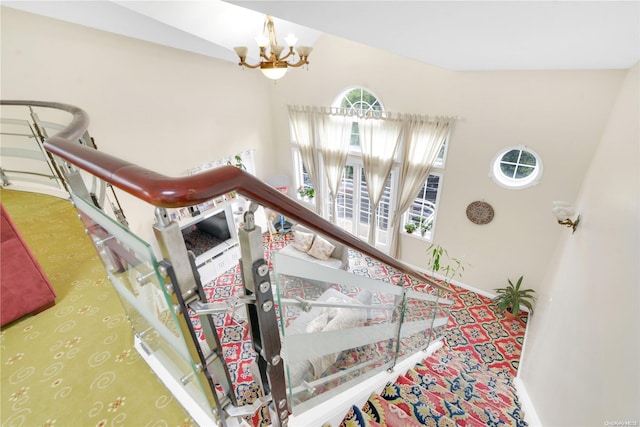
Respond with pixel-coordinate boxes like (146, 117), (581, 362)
(338, 87), (384, 112)
(334, 87), (384, 147)
(291, 86), (448, 251)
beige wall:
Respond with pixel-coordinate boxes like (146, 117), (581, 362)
(2, 7), (627, 291)
(268, 34), (625, 292)
(520, 63), (639, 425)
(1, 7), (276, 242)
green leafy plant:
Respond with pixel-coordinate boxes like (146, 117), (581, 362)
(297, 185), (314, 199)
(493, 276), (536, 315)
(227, 154), (246, 170)
(404, 223), (417, 233)
(420, 222), (432, 236)
(414, 216), (433, 236)
(426, 244), (465, 287)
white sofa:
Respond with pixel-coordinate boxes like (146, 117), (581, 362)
(278, 224), (349, 270)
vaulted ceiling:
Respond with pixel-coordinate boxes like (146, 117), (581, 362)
(4, 1), (639, 71)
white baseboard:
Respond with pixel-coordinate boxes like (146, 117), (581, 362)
(513, 377), (542, 427)
(404, 262), (533, 315)
(404, 261), (497, 299)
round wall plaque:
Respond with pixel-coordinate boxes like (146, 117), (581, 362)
(466, 201), (494, 225)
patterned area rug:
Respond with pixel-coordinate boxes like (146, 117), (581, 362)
(444, 286), (528, 378)
(339, 346), (528, 426)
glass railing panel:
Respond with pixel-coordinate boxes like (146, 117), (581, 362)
(431, 289), (455, 341)
(119, 297), (213, 408)
(0, 118), (62, 190)
(70, 193), (215, 417)
(395, 288), (441, 362)
(272, 252), (404, 415)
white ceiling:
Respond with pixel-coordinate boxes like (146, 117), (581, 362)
(4, 1), (640, 71)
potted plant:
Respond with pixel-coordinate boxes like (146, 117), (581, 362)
(416, 216), (433, 236)
(420, 220), (432, 236)
(493, 276), (536, 316)
(404, 223), (417, 234)
(227, 154), (246, 170)
(297, 185), (315, 200)
(426, 244), (465, 288)
(227, 154), (247, 205)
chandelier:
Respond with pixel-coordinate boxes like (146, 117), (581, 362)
(233, 15), (312, 80)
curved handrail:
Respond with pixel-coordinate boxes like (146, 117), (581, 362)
(0, 100), (450, 293)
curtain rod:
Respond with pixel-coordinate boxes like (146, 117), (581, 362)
(287, 104), (462, 121)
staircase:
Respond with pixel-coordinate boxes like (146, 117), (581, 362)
(338, 347), (527, 427)
(5, 101), (528, 427)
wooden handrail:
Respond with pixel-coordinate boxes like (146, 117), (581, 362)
(0, 100), (451, 293)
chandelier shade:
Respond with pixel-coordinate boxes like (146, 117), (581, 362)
(234, 15), (312, 81)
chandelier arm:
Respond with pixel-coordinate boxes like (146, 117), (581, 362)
(238, 60), (262, 69)
(286, 59), (310, 68)
(278, 50), (295, 62)
(259, 47), (271, 61)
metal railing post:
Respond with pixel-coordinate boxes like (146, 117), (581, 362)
(237, 204), (289, 426)
(153, 207), (236, 425)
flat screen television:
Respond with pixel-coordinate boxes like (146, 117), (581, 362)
(181, 205), (237, 259)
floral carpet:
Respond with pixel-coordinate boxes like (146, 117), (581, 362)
(444, 286), (528, 378)
(339, 346), (528, 426)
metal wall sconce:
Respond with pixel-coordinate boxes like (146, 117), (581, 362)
(552, 201), (580, 233)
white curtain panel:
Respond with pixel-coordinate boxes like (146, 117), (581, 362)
(288, 106), (323, 214)
(358, 115), (403, 245)
(389, 116), (454, 257)
(317, 111), (353, 223)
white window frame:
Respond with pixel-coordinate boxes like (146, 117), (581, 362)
(292, 148), (311, 193)
(335, 86), (385, 154)
(433, 141), (449, 169)
(329, 160), (397, 248)
(402, 172), (444, 242)
(290, 86), (450, 251)
(490, 145), (543, 190)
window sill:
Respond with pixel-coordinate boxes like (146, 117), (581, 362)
(402, 231), (433, 242)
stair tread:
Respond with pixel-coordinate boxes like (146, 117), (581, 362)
(362, 393), (424, 427)
(405, 368), (523, 426)
(339, 405), (382, 427)
(395, 374), (488, 426)
(380, 382), (457, 426)
(410, 365), (518, 410)
(429, 348), (515, 386)
(420, 355), (516, 395)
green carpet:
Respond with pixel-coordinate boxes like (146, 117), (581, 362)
(1, 190), (195, 427)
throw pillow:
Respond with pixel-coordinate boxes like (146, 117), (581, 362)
(307, 235), (336, 260)
(308, 297), (365, 378)
(292, 230), (315, 253)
